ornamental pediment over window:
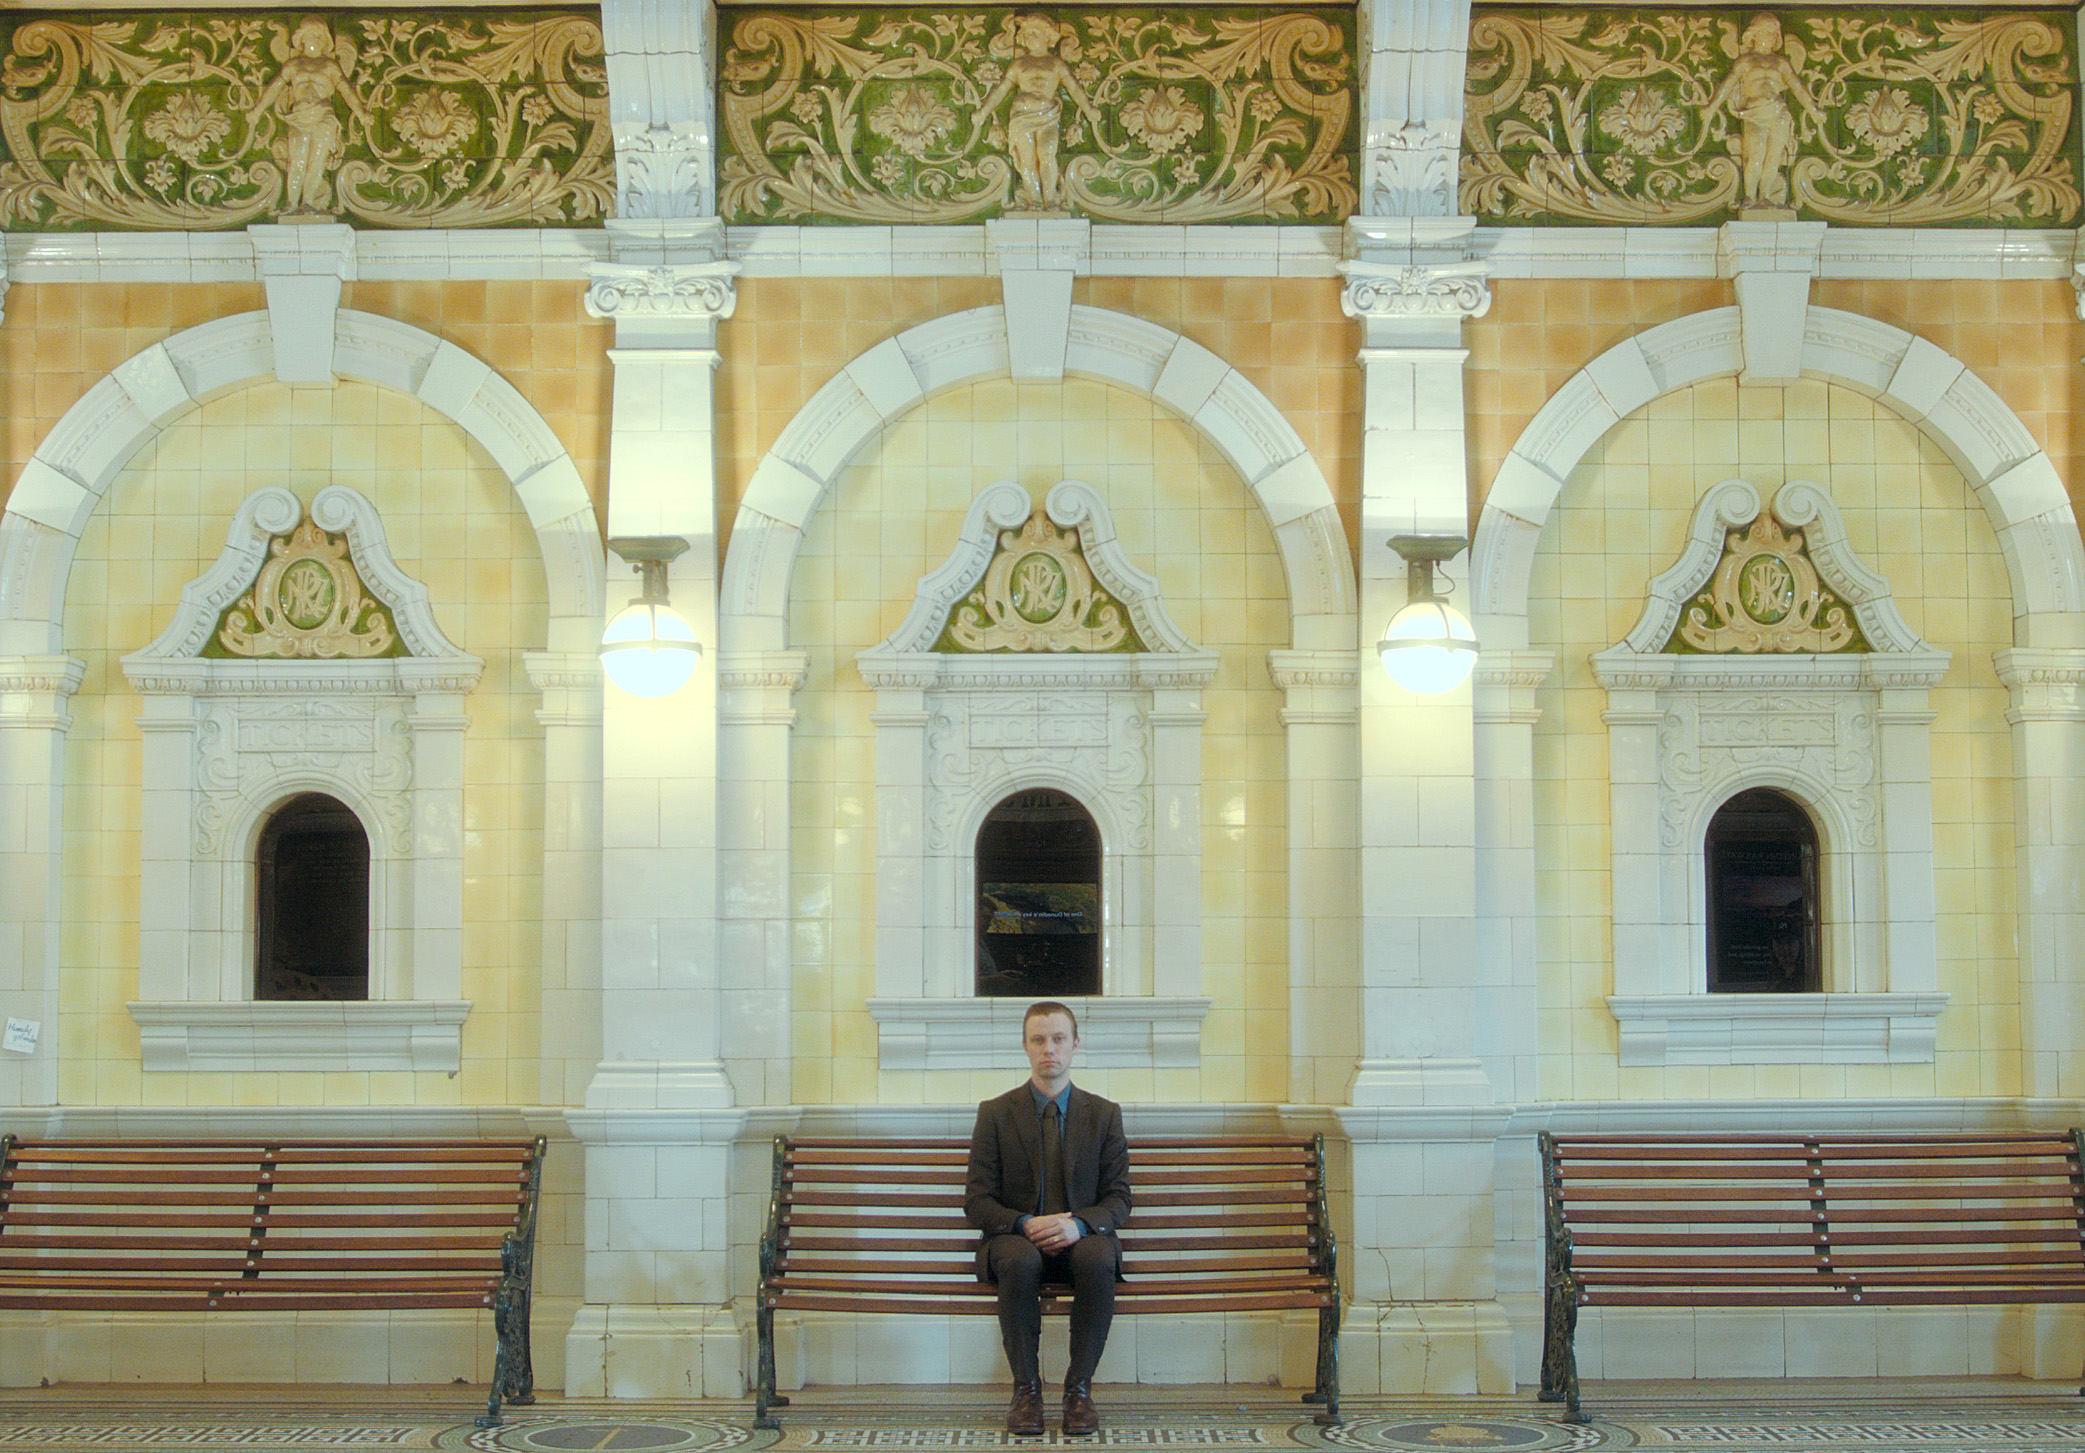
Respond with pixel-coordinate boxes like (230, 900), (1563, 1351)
(1606, 478), (1931, 669)
(126, 484), (480, 688)
(208, 514), (403, 661)
(864, 479), (1207, 673)
(934, 505), (1145, 654)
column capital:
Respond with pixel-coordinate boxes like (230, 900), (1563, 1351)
(1340, 260), (1492, 323)
(585, 258), (739, 324)
(613, 122), (713, 221)
(1363, 121), (1462, 218)
(1996, 646), (2085, 722)
(1341, 218), (1491, 340)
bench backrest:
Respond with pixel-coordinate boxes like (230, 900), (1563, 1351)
(1541, 1131), (2085, 1301)
(761, 1135), (1336, 1314)
(0, 1135), (547, 1309)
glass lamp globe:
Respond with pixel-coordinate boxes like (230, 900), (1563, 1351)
(600, 600), (700, 697)
(1377, 598), (1478, 694)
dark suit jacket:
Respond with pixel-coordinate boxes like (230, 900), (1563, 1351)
(964, 1082), (1132, 1279)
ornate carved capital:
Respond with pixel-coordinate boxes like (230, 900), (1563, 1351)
(1338, 259), (1492, 321)
(0, 654), (87, 700)
(584, 259), (741, 322)
(1363, 122), (1460, 218)
(614, 123), (713, 221)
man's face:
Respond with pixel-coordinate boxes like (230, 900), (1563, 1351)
(1024, 1011), (1078, 1089)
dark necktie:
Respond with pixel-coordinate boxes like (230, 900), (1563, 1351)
(1040, 1099), (1067, 1215)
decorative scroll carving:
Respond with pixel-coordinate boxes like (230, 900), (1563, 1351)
(0, 11), (611, 230)
(1655, 693), (1878, 851)
(614, 123), (710, 219)
(1672, 509), (1864, 654)
(941, 508), (1140, 653)
(1365, 121), (1458, 217)
(1339, 260), (1493, 321)
(717, 7), (1356, 225)
(922, 692), (1152, 853)
(1463, 9), (2080, 227)
(583, 260), (740, 321)
(213, 516), (401, 660)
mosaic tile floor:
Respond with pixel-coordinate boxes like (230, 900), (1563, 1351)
(0, 1383), (2081, 1453)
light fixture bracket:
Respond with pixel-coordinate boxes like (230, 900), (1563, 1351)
(606, 535), (690, 605)
(1386, 534), (1469, 602)
(600, 536), (700, 696)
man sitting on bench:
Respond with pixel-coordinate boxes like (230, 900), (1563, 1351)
(964, 1001), (1133, 1437)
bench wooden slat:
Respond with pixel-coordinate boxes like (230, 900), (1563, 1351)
(0, 1134), (547, 1428)
(1540, 1129), (2085, 1425)
(754, 1133), (1339, 1430)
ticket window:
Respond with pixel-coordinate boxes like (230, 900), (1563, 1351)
(975, 788), (1101, 999)
(1705, 787), (1822, 994)
(254, 792), (370, 1002)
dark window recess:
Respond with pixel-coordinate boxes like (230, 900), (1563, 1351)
(975, 788), (1101, 998)
(255, 793), (370, 1002)
(1705, 787), (1822, 994)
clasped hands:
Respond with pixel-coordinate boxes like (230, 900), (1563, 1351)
(1023, 1212), (1084, 1253)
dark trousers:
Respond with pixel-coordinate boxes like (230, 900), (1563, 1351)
(982, 1232), (1116, 1388)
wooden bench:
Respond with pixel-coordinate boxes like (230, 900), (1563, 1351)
(0, 1134), (547, 1427)
(1539, 1130), (2085, 1421)
(755, 1133), (1341, 1428)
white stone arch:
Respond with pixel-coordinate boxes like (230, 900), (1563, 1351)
(0, 308), (602, 654)
(1471, 304), (2085, 648)
(718, 304), (1357, 653)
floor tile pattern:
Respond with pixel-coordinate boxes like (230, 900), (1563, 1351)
(0, 1386), (2081, 1453)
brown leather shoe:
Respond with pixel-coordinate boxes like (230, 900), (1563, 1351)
(1061, 1381), (1099, 1436)
(1005, 1383), (1044, 1436)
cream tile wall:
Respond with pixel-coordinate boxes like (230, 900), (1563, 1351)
(56, 379), (553, 1108)
(1526, 377), (2018, 1102)
(786, 376), (1294, 1108)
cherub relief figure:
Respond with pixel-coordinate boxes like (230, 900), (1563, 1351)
(257, 17), (374, 217)
(1706, 13), (1825, 212)
(976, 12), (1101, 212)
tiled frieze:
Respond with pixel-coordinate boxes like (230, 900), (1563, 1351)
(716, 7), (1357, 225)
(0, 11), (611, 230)
(1462, 9), (2081, 228)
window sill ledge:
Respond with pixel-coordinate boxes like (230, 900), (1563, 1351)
(1607, 992), (1949, 1067)
(128, 1000), (471, 1073)
(866, 996), (1211, 1071)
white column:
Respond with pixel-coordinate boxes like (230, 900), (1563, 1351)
(717, 651), (805, 1105)
(1997, 649), (2085, 1095)
(1269, 650), (1360, 1106)
(869, 688), (932, 1000)
(566, 218), (749, 1400)
(1338, 0), (1508, 1379)
(1341, 223), (1492, 1108)
(0, 655), (84, 1106)
(133, 689), (201, 1001)
(1472, 651), (1551, 1103)
(525, 652), (604, 1107)
(1874, 686), (1940, 996)
(1148, 687), (1205, 1000)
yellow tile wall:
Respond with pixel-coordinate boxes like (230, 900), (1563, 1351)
(786, 375), (1293, 1108)
(56, 380), (552, 1108)
(1528, 377), (2017, 1102)
(1470, 279), (2075, 1103)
